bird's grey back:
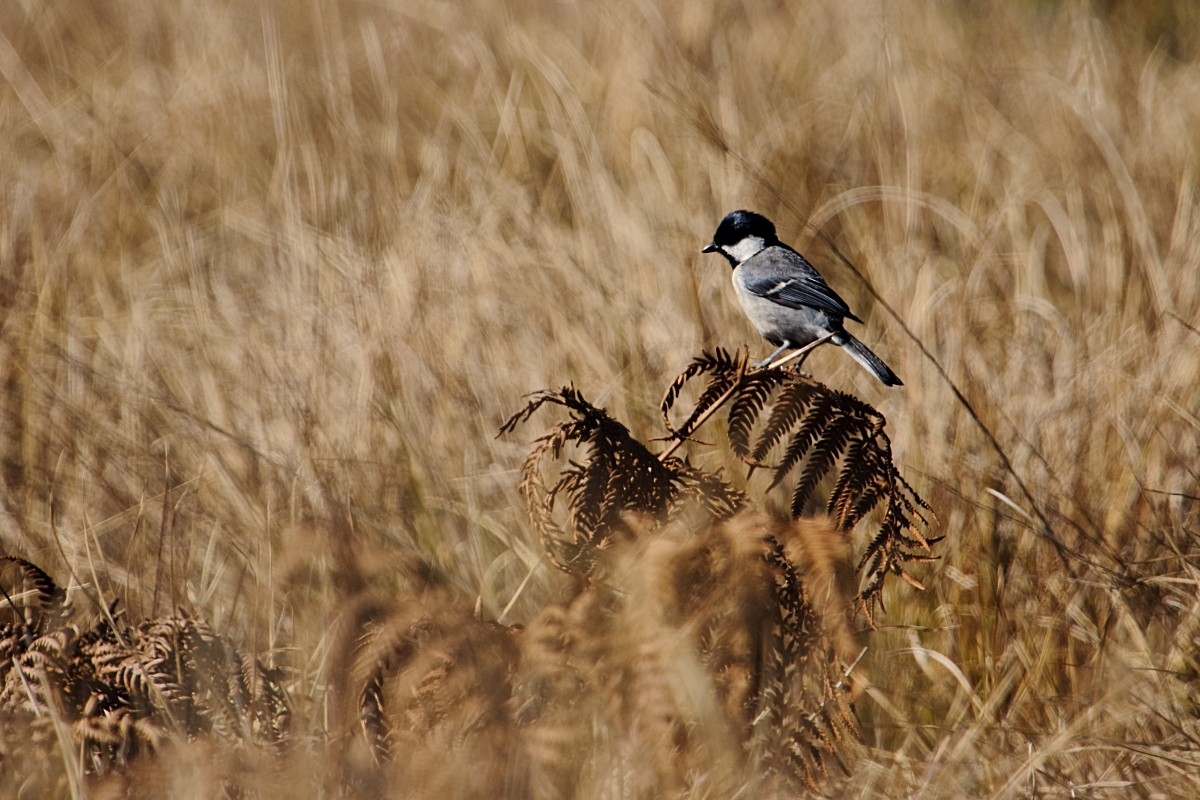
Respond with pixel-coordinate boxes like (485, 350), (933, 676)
(736, 245), (858, 322)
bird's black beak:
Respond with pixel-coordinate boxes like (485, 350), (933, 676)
(701, 243), (718, 254)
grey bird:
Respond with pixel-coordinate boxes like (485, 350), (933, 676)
(702, 210), (902, 387)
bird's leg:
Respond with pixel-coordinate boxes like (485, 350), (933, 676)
(754, 341), (790, 368)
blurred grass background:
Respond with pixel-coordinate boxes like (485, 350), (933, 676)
(1, 0), (1198, 796)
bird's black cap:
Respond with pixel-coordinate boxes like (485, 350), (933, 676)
(702, 210), (778, 253)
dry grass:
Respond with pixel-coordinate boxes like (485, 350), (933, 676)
(1, 0), (1198, 796)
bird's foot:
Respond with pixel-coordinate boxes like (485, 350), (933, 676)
(753, 343), (791, 369)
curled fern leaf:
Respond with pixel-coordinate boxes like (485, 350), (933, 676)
(1, 555), (68, 620)
(501, 386), (744, 575)
(660, 348), (748, 443)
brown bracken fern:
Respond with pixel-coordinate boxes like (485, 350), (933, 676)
(0, 557), (290, 777)
(512, 512), (862, 795)
(660, 349), (937, 617)
(480, 349), (934, 792)
(505, 351), (935, 616)
(498, 385), (746, 575)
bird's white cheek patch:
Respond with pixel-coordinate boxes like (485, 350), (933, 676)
(724, 236), (766, 263)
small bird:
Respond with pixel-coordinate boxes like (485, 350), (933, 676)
(702, 210), (902, 386)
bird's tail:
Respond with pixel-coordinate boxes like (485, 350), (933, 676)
(835, 331), (903, 387)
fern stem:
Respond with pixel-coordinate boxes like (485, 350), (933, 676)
(657, 333), (836, 462)
(762, 332), (837, 370)
(658, 370), (743, 461)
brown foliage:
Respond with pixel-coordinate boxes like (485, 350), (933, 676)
(6, 0), (1197, 794)
(338, 511), (863, 798)
(0, 558), (289, 782)
(333, 354), (927, 796)
(505, 353), (935, 616)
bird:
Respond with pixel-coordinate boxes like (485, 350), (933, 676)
(701, 210), (902, 387)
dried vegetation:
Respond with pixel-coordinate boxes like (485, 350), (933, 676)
(1, 0), (1199, 797)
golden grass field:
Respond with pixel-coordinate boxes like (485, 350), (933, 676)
(2, 0), (1199, 796)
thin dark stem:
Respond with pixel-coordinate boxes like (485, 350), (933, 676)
(657, 334), (835, 462)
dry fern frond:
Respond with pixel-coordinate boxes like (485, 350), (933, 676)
(510, 604), (594, 798)
(509, 510), (862, 795)
(500, 386), (746, 575)
(855, 471), (939, 622)
(252, 660), (291, 749)
(0, 555), (69, 624)
(352, 597), (520, 760)
(349, 592), (523, 798)
(752, 531), (860, 789)
(659, 347), (748, 442)
(726, 369), (792, 464)
(659, 351), (936, 615)
(511, 513), (756, 797)
(0, 556), (292, 777)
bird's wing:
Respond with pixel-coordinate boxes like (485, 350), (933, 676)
(739, 248), (862, 322)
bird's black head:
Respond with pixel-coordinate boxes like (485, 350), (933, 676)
(701, 210), (778, 266)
